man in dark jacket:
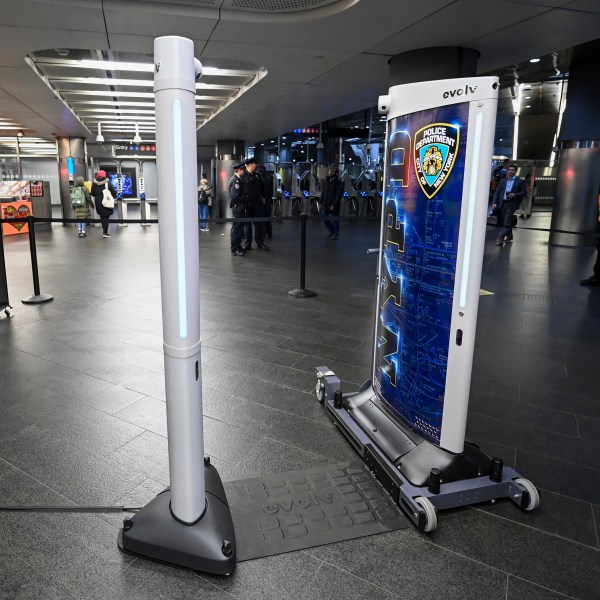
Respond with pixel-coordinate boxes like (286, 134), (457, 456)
(320, 167), (344, 239)
(241, 157), (269, 251)
(492, 164), (527, 245)
(90, 170), (117, 238)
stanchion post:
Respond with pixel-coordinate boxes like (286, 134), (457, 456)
(0, 224), (13, 317)
(289, 198), (317, 298)
(22, 215), (53, 305)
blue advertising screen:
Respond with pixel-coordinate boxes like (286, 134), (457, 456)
(100, 166), (138, 198)
(373, 102), (469, 444)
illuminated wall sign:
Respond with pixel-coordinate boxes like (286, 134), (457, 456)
(113, 144), (156, 155)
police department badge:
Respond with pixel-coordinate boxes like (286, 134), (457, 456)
(413, 123), (459, 199)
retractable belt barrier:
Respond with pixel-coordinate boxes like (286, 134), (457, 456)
(0, 214), (597, 314)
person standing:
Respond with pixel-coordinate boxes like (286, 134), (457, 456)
(321, 167), (344, 239)
(71, 176), (92, 237)
(91, 170), (117, 238)
(197, 176), (213, 232)
(241, 157), (269, 251)
(492, 164), (527, 246)
(229, 162), (247, 256)
(256, 164), (273, 239)
(580, 190), (600, 287)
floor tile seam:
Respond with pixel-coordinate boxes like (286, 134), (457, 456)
(591, 505), (600, 549)
(470, 505), (600, 552)
(247, 435), (334, 463)
(0, 540), (80, 600)
(192, 571), (241, 598)
(202, 380), (337, 427)
(299, 552), (325, 598)
(110, 409), (167, 442)
(466, 406), (580, 437)
(302, 545), (449, 598)
(574, 414), (581, 439)
(472, 412), (600, 448)
(0, 460), (77, 507)
(514, 444), (600, 473)
(6, 422), (149, 484)
(409, 527), (528, 580)
(266, 324), (366, 347)
(507, 574), (579, 600)
(287, 352), (370, 375)
(302, 550), (401, 598)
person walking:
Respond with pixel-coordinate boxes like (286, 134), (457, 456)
(580, 190), (600, 287)
(197, 176), (213, 231)
(321, 167), (344, 239)
(229, 162), (247, 256)
(71, 176), (92, 237)
(491, 164), (527, 246)
(90, 170), (117, 238)
(241, 157), (269, 251)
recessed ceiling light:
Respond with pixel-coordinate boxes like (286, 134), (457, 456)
(525, 105), (531, 108)
(529, 58), (541, 63)
(525, 96), (531, 99)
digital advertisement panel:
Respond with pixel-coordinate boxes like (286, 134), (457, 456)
(374, 102), (469, 445)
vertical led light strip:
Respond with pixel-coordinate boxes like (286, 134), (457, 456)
(459, 110), (483, 309)
(173, 98), (188, 338)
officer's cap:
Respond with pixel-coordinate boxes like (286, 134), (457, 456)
(233, 161), (245, 170)
(244, 157), (257, 166)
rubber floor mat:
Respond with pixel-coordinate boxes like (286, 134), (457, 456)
(224, 462), (410, 561)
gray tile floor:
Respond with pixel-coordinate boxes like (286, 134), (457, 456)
(0, 214), (599, 599)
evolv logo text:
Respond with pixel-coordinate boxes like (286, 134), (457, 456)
(443, 85), (477, 99)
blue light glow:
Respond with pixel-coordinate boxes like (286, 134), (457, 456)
(459, 111), (483, 309)
(173, 99), (188, 338)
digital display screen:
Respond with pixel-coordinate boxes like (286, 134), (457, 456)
(99, 166), (138, 198)
(373, 102), (469, 444)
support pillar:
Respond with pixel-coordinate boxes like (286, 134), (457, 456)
(57, 137), (86, 224)
(216, 139), (244, 219)
(550, 54), (600, 247)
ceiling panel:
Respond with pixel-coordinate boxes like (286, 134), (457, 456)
(366, 0), (548, 57)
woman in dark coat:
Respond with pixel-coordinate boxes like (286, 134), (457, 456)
(90, 170), (117, 238)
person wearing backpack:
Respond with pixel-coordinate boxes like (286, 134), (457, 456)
(197, 177), (213, 231)
(91, 170), (117, 238)
(71, 176), (92, 237)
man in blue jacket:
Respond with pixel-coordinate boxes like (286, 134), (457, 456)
(492, 164), (527, 246)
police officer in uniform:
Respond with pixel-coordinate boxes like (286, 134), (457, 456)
(229, 161), (247, 256)
(241, 157), (269, 251)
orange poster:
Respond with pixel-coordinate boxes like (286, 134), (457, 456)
(2, 201), (31, 236)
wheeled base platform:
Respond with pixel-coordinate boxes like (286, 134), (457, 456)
(118, 462), (236, 575)
(316, 367), (540, 532)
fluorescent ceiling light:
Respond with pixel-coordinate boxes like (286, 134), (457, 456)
(72, 61), (254, 78)
(63, 90), (155, 98)
(70, 100), (155, 107)
(77, 108), (155, 114)
(529, 58), (541, 63)
(91, 115), (156, 121)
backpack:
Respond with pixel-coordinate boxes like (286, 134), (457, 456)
(70, 186), (86, 208)
(198, 187), (209, 204)
(101, 181), (115, 208)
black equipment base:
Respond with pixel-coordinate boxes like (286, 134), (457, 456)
(288, 288), (317, 298)
(118, 463), (236, 575)
(315, 367), (540, 531)
(22, 293), (53, 305)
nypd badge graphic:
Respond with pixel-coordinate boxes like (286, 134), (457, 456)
(413, 123), (459, 199)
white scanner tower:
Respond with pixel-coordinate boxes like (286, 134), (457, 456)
(118, 36), (236, 575)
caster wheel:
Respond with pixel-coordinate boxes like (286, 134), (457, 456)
(415, 496), (437, 532)
(315, 379), (325, 403)
(515, 478), (540, 511)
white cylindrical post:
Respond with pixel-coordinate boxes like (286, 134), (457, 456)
(154, 36), (204, 524)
